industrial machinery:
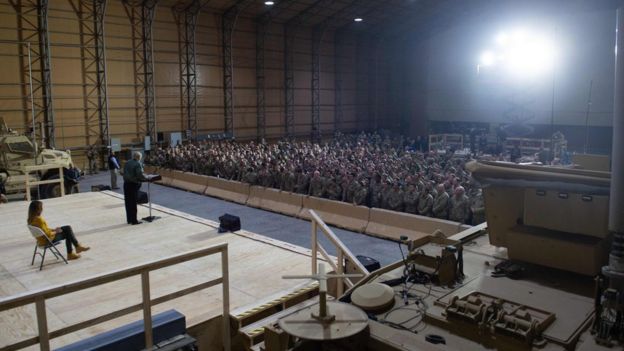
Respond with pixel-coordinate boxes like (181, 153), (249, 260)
(0, 118), (80, 199)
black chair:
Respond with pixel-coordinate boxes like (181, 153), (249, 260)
(28, 225), (68, 270)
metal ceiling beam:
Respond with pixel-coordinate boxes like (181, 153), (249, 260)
(222, 0), (254, 137)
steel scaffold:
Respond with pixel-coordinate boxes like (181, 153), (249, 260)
(9, 0), (55, 147)
(256, 18), (267, 141)
(222, 0), (254, 137)
(333, 29), (344, 133)
(123, 0), (158, 142)
(173, 1), (208, 140)
(69, 0), (110, 150)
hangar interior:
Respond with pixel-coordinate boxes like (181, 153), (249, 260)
(1, 1), (624, 351)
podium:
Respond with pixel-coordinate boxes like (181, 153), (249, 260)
(142, 174), (162, 223)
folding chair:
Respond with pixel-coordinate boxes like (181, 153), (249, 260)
(27, 225), (68, 270)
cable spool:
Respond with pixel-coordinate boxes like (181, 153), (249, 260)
(351, 283), (395, 313)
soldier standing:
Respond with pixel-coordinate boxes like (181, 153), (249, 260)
(417, 187), (434, 217)
(352, 180), (368, 206)
(325, 176), (342, 200)
(449, 186), (471, 224)
(308, 171), (325, 198)
(295, 168), (309, 194)
(470, 189), (486, 225)
(403, 184), (419, 214)
(432, 183), (450, 219)
(387, 183), (404, 212)
(281, 167), (297, 192)
(86, 145), (98, 174)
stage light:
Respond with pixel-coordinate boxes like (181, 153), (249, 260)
(354, 18), (363, 22)
(495, 32), (508, 45)
(480, 51), (496, 66)
(478, 28), (558, 79)
(264, 1), (274, 5)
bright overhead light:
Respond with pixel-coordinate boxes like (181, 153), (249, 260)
(478, 28), (558, 80)
(479, 51), (496, 66)
(264, 1), (274, 5)
(354, 18), (363, 22)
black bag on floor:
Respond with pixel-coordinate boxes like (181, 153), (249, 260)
(91, 184), (111, 192)
(218, 213), (241, 233)
(137, 191), (149, 204)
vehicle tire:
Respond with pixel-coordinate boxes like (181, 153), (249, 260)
(45, 182), (62, 199)
(66, 183), (79, 195)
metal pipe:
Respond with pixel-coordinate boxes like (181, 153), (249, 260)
(27, 42), (37, 162)
(608, 8), (624, 274)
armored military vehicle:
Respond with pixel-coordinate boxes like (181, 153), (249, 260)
(0, 118), (80, 199)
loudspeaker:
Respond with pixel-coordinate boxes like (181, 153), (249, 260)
(137, 191), (149, 204)
(346, 255), (381, 273)
(218, 213), (241, 233)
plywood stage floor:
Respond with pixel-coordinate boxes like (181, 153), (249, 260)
(0, 191), (316, 350)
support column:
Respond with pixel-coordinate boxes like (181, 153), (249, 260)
(311, 25), (326, 143)
(10, 0), (55, 147)
(124, 0), (158, 142)
(222, 0), (254, 137)
(174, 1), (203, 139)
(334, 30), (344, 133)
(608, 7), (624, 276)
(284, 24), (295, 138)
(69, 0), (110, 149)
(368, 37), (380, 131)
(256, 18), (268, 140)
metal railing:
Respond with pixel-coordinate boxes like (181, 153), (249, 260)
(309, 210), (368, 297)
(0, 243), (230, 351)
(23, 164), (65, 201)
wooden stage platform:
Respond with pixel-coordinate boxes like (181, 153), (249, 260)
(0, 191), (316, 350)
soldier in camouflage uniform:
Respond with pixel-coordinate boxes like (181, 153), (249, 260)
(295, 168), (309, 194)
(403, 183), (419, 214)
(352, 179), (368, 206)
(386, 183), (404, 212)
(325, 176), (342, 200)
(86, 145), (99, 174)
(417, 187), (434, 217)
(432, 183), (450, 219)
(369, 174), (382, 208)
(379, 179), (391, 209)
(281, 167), (297, 192)
(242, 167), (258, 185)
(449, 186), (471, 224)
(470, 189), (486, 225)
(308, 171), (325, 198)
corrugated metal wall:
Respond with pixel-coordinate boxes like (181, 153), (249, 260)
(0, 0), (379, 153)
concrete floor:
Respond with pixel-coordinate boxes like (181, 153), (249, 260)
(78, 172), (403, 266)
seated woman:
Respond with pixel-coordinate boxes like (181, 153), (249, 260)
(28, 200), (90, 260)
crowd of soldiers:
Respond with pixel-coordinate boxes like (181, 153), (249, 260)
(145, 132), (485, 225)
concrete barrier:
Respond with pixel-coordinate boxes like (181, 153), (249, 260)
(204, 177), (250, 204)
(247, 187), (304, 217)
(299, 197), (370, 232)
(246, 186), (264, 208)
(171, 171), (210, 193)
(143, 166), (174, 187)
(365, 208), (467, 241)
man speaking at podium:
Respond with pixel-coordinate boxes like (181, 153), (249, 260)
(123, 151), (148, 225)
